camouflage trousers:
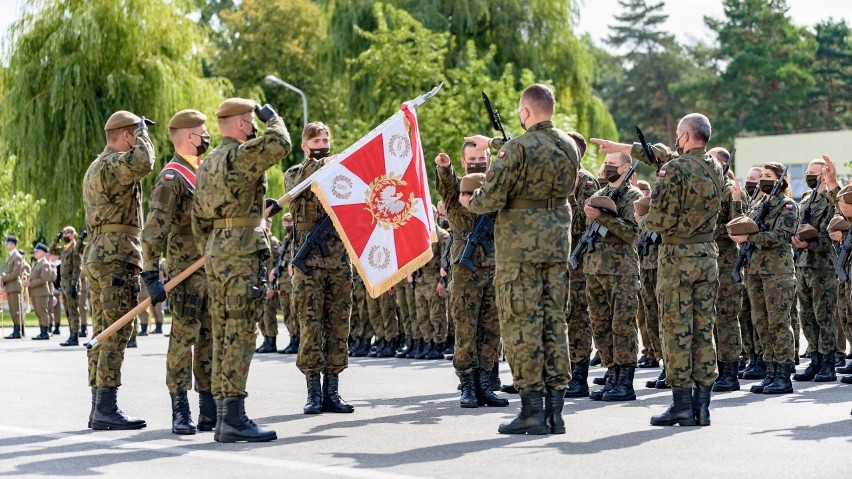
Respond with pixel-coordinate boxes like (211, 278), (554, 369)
(32, 295), (51, 327)
(451, 266), (500, 377)
(349, 280), (371, 340)
(840, 282), (851, 353)
(60, 282), (81, 332)
(396, 279), (414, 339)
(715, 244), (744, 362)
(565, 269), (592, 362)
(796, 267), (837, 355)
(166, 268), (212, 394)
(495, 261), (570, 392)
(79, 280), (89, 328)
(259, 290), (280, 337)
(368, 291), (399, 341)
(587, 274), (640, 368)
(405, 282), (418, 339)
(51, 293), (61, 328)
(293, 266), (351, 376)
(207, 253), (264, 399)
(656, 253), (719, 389)
(745, 272), (796, 364)
(414, 273), (447, 343)
(84, 261), (140, 388)
(640, 267), (662, 361)
(739, 291), (757, 354)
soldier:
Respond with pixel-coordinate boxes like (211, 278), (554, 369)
(791, 158), (838, 383)
(394, 276), (414, 358)
(142, 109), (215, 435)
(367, 289), (399, 358)
(192, 99), (290, 442)
(26, 243), (55, 340)
(51, 227), (84, 345)
(48, 252), (62, 335)
(79, 274), (90, 337)
(257, 219), (282, 354)
(583, 153), (642, 402)
(2, 236), (26, 339)
(593, 113), (722, 426)
(435, 145), (508, 408)
(284, 121), (353, 415)
(466, 83), (578, 435)
(275, 213), (299, 354)
(738, 166), (765, 380)
(635, 196), (667, 390)
(82, 110), (155, 430)
(348, 270), (372, 357)
(827, 179), (852, 387)
(729, 162), (797, 395)
(709, 147), (745, 392)
(413, 223), (449, 360)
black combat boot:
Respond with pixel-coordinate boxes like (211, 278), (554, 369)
(565, 359), (590, 398)
(52, 324), (60, 335)
(416, 340), (431, 360)
(304, 375), (323, 414)
(353, 337), (370, 357)
(378, 338), (397, 358)
(151, 322), (163, 334)
(501, 384), (519, 394)
(427, 341), (444, 360)
(170, 392), (196, 435)
(842, 374), (852, 384)
(4, 325), (21, 339)
(88, 388), (96, 428)
(216, 397), (277, 443)
(750, 361), (776, 394)
(126, 338), (137, 348)
(280, 335), (300, 354)
(138, 324), (148, 336)
(814, 351), (837, 382)
(476, 369), (509, 407)
(407, 338), (422, 359)
(395, 338), (412, 358)
(213, 400), (225, 441)
(489, 363), (502, 391)
(255, 336), (277, 353)
(712, 361), (740, 392)
(592, 368), (610, 386)
(91, 387), (146, 430)
(646, 368), (665, 388)
(459, 373), (478, 408)
(742, 354), (767, 380)
(589, 352), (601, 366)
(544, 388), (566, 434)
(497, 390), (548, 435)
(603, 366), (636, 401)
(79, 325), (88, 338)
(838, 361), (852, 375)
(763, 362), (793, 394)
(693, 384), (711, 426)
(793, 352), (821, 381)
(368, 339), (383, 357)
(32, 326), (50, 340)
(443, 337), (454, 359)
(590, 366), (618, 401)
(197, 391), (216, 432)
(321, 373), (355, 413)
(650, 387), (697, 426)
(60, 332), (79, 347)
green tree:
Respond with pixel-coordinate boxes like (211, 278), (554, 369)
(0, 156), (46, 251)
(806, 19), (851, 130)
(0, 0), (229, 235)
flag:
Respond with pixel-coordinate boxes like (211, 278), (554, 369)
(310, 102), (437, 298)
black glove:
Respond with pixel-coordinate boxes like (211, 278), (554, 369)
(54, 232), (62, 242)
(265, 198), (283, 217)
(254, 104), (277, 123)
(138, 116), (156, 131)
(79, 230), (88, 241)
(141, 271), (167, 305)
(69, 285), (78, 299)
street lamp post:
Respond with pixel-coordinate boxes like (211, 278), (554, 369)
(264, 75), (308, 129)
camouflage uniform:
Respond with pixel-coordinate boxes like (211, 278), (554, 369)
(349, 271), (371, 342)
(468, 120), (578, 392)
(277, 234), (297, 339)
(414, 233), (448, 345)
(260, 235), (282, 338)
(285, 157), (351, 377)
(568, 171), (598, 363)
(583, 184), (643, 369)
(142, 153), (212, 395)
(49, 238), (83, 333)
(637, 144), (721, 389)
(714, 175), (745, 363)
(367, 290), (399, 342)
(638, 227), (662, 362)
(83, 126), (154, 388)
(192, 116), (291, 399)
(396, 277), (413, 341)
(79, 275), (90, 332)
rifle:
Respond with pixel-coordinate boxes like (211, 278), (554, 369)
(636, 230), (660, 257)
(271, 236), (291, 283)
(569, 161), (640, 269)
(721, 148), (735, 178)
(440, 234), (452, 286)
(482, 92), (509, 142)
(457, 213), (496, 273)
(836, 230), (852, 281)
(793, 178), (820, 262)
(635, 127), (663, 169)
(731, 166), (789, 283)
(291, 215), (334, 275)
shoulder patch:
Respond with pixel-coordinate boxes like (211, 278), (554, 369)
(485, 168), (496, 183)
(497, 150), (505, 159)
(658, 170), (667, 177)
(164, 174), (175, 181)
(585, 180), (594, 187)
(651, 185), (661, 199)
(785, 204), (793, 210)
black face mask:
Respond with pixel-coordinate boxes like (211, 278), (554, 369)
(466, 162), (487, 174)
(745, 181), (757, 196)
(759, 179), (776, 194)
(604, 165), (622, 183)
(309, 148), (330, 160)
(438, 218), (449, 229)
(62, 237), (71, 244)
(195, 133), (211, 156)
(805, 174), (820, 189)
(598, 177), (607, 186)
(243, 121), (257, 141)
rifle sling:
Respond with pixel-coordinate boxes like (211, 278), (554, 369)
(689, 155), (723, 197)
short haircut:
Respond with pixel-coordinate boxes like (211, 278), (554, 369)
(302, 121), (330, 143)
(763, 162), (791, 196)
(616, 152), (630, 165)
(708, 147), (729, 164)
(461, 141), (490, 158)
(106, 125), (136, 144)
(637, 180), (651, 190)
(809, 158), (826, 167)
(678, 113), (712, 144)
(567, 132), (586, 158)
(521, 83), (555, 115)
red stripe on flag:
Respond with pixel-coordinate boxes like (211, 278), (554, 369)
(393, 215), (431, 267)
(330, 203), (376, 256)
(341, 134), (387, 186)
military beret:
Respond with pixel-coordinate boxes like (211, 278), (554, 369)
(35, 243), (48, 253)
(216, 98), (256, 118)
(282, 212), (293, 222)
(169, 109), (207, 129)
(796, 224), (818, 241)
(104, 110), (141, 131)
(828, 216), (851, 233)
(460, 173), (486, 193)
(726, 216), (759, 236)
(5, 235), (18, 244)
(634, 196), (651, 216)
(839, 184), (852, 204)
(586, 196), (618, 216)
(62, 226), (77, 235)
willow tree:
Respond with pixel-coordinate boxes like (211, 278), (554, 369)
(0, 0), (230, 235)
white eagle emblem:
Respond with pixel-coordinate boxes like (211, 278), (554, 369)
(377, 185), (406, 215)
(365, 174), (415, 230)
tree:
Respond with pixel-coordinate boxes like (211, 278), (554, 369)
(0, 156), (46, 251)
(0, 0), (229, 235)
(806, 19), (851, 130)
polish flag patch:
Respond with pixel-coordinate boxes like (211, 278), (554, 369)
(585, 180), (594, 187)
(164, 174), (175, 181)
(785, 204), (793, 210)
(497, 150), (505, 159)
(658, 170), (667, 177)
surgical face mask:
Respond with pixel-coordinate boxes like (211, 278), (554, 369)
(193, 133), (211, 155)
(62, 236), (72, 244)
(805, 174), (820, 189)
(466, 162), (487, 174)
(604, 165), (622, 183)
(759, 179), (776, 194)
(242, 120), (257, 141)
(745, 181), (757, 196)
(309, 148), (330, 160)
(675, 132), (685, 155)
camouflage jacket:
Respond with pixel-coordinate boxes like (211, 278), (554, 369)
(794, 188), (835, 269)
(267, 235), (281, 290)
(82, 126), (154, 268)
(716, 176), (745, 242)
(637, 224), (659, 271)
(192, 116), (291, 258)
(2, 249), (25, 293)
(277, 232), (294, 291)
(142, 154), (202, 274)
(644, 148), (721, 261)
(572, 168), (600, 240)
(435, 165), (494, 268)
(467, 120), (579, 264)
(27, 258), (54, 297)
(583, 184), (642, 276)
(49, 239), (82, 288)
(745, 193), (798, 275)
(417, 227), (449, 287)
(284, 157), (349, 270)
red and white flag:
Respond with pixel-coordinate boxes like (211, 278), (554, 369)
(310, 103), (437, 298)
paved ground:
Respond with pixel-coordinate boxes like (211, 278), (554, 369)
(0, 328), (850, 478)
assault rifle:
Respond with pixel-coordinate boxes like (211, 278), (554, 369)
(636, 230), (660, 257)
(291, 215), (334, 275)
(836, 230), (852, 282)
(440, 234), (452, 286)
(482, 92), (509, 142)
(731, 166), (788, 283)
(636, 127), (663, 170)
(569, 161), (639, 269)
(458, 213), (495, 273)
(793, 177), (820, 262)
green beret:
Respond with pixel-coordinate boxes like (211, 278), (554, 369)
(169, 109), (207, 129)
(104, 110), (141, 131)
(216, 98), (256, 118)
(839, 184), (852, 204)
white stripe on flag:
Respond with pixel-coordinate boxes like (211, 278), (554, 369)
(358, 224), (400, 286)
(313, 165), (370, 207)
